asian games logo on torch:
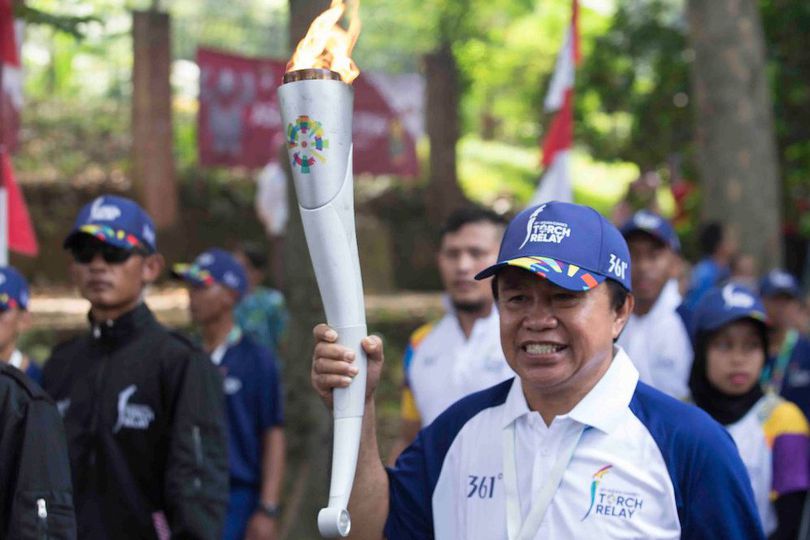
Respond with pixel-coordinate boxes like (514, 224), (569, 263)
(287, 115), (329, 174)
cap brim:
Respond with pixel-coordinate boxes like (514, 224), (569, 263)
(697, 310), (769, 335)
(170, 264), (214, 288)
(63, 225), (144, 252)
(475, 256), (607, 291)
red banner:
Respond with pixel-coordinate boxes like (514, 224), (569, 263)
(197, 47), (421, 176)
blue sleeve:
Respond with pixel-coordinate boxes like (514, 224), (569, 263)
(258, 348), (284, 429)
(384, 379), (513, 539)
(630, 384), (764, 540)
(384, 433), (434, 539)
(402, 343), (415, 388)
(25, 362), (43, 386)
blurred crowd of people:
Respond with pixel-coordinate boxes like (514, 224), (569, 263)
(0, 195), (287, 539)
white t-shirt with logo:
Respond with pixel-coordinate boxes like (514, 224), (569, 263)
(386, 348), (763, 539)
(404, 302), (514, 426)
(617, 279), (693, 400)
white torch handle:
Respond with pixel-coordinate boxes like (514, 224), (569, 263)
(297, 150), (366, 538)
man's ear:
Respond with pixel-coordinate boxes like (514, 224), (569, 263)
(613, 292), (635, 340)
(142, 253), (165, 284)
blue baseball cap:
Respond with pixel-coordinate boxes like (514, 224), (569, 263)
(475, 201), (632, 292)
(64, 195), (157, 253)
(691, 283), (768, 339)
(620, 210), (680, 252)
(759, 269), (801, 299)
(171, 248), (248, 299)
(0, 266), (29, 311)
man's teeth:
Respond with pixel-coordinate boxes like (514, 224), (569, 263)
(525, 343), (563, 354)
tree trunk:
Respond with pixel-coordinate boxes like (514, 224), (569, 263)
(131, 10), (178, 228)
(686, 0), (782, 267)
(280, 3), (332, 538)
(424, 43), (466, 224)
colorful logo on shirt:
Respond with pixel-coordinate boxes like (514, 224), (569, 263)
(581, 464), (645, 521)
(286, 115), (328, 174)
(581, 464), (612, 520)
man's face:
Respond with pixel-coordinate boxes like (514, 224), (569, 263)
(70, 237), (154, 312)
(437, 221), (501, 312)
(763, 294), (802, 331)
(188, 283), (235, 325)
(0, 307), (27, 352)
(626, 233), (673, 307)
(496, 267), (631, 395)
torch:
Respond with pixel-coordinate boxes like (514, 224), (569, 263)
(277, 2), (364, 537)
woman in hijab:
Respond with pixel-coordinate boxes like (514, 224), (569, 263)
(689, 283), (810, 539)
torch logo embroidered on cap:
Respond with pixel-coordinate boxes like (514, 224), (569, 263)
(287, 115), (329, 173)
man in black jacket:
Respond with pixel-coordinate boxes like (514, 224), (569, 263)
(0, 342), (76, 539)
(42, 195), (228, 540)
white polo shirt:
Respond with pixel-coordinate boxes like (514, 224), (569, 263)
(617, 279), (693, 400)
(404, 301), (514, 426)
(386, 348), (763, 539)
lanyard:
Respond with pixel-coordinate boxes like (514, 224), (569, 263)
(210, 327), (242, 366)
(8, 349), (22, 370)
(762, 329), (798, 394)
(502, 420), (586, 540)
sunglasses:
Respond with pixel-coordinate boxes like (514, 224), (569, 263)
(70, 240), (147, 265)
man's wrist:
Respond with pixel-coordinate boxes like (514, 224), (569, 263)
(257, 501), (281, 519)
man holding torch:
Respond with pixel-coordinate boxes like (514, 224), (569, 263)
(312, 201), (764, 539)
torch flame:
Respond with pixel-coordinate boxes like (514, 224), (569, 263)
(286, 0), (361, 84)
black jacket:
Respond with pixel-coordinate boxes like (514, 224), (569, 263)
(42, 304), (228, 540)
(0, 363), (76, 540)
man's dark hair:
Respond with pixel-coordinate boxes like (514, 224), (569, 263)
(440, 205), (507, 240)
(234, 242), (268, 270)
(698, 222), (724, 257)
(606, 279), (630, 312)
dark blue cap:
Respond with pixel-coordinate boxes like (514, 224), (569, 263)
(0, 266), (29, 311)
(64, 195), (157, 253)
(759, 269), (801, 299)
(691, 283), (768, 339)
(475, 201), (632, 292)
(172, 248), (248, 300)
(620, 210), (680, 252)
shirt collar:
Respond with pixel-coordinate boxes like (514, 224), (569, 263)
(501, 347), (639, 434)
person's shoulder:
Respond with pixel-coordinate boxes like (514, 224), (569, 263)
(43, 335), (88, 375)
(422, 378), (514, 444)
(409, 320), (438, 348)
(0, 363), (52, 405)
(236, 333), (279, 365)
(48, 335), (88, 359)
(630, 382), (731, 451)
(793, 334), (810, 356)
(763, 396), (810, 437)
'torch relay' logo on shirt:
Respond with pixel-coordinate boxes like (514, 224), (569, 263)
(113, 385), (156, 433)
(581, 464), (644, 521)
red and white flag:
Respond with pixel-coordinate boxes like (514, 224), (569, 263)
(0, 0), (37, 257)
(530, 0), (580, 206)
(1, 0), (23, 152)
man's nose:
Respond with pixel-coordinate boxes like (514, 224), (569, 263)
(523, 302), (558, 330)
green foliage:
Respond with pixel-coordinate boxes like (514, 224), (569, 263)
(15, 3), (100, 38)
(575, 0), (693, 172)
(759, 0), (810, 235)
